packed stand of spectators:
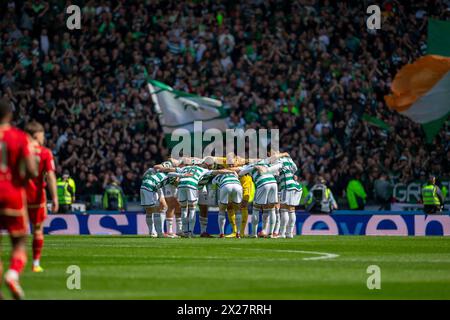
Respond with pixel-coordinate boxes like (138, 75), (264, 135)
(1, 0), (449, 206)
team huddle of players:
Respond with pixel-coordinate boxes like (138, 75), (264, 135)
(0, 98), (302, 299)
(140, 152), (302, 239)
(0, 100), (57, 300)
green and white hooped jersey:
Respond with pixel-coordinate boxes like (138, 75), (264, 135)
(250, 164), (277, 189)
(178, 166), (211, 190)
(198, 174), (214, 191)
(141, 171), (171, 192)
(277, 156), (298, 172)
(277, 157), (301, 191)
(279, 169), (301, 191)
(212, 173), (241, 189)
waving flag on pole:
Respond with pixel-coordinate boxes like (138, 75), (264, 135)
(147, 80), (228, 135)
(385, 19), (450, 143)
(385, 55), (450, 143)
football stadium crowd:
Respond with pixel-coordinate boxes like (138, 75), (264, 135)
(1, 0), (449, 206)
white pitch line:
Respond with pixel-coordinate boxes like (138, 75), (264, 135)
(229, 248), (339, 261)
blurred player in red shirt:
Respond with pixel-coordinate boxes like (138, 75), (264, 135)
(24, 121), (58, 273)
(0, 99), (37, 299)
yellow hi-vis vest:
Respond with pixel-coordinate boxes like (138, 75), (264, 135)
(57, 180), (72, 205)
(422, 185), (440, 205)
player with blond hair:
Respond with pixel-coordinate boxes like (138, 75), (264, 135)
(24, 121), (58, 272)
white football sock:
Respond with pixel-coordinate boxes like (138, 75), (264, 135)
(199, 216), (208, 233)
(159, 210), (166, 234)
(218, 210), (226, 234)
(166, 216), (174, 234)
(181, 207), (189, 232)
(188, 207), (196, 233)
(153, 213), (162, 235)
(252, 208), (260, 236)
(262, 212), (269, 234)
(288, 210), (296, 236)
(146, 214), (153, 235)
(235, 211), (242, 234)
(267, 208), (276, 235)
(5, 269), (18, 281)
(279, 208), (289, 237)
(274, 208), (281, 234)
(176, 217), (182, 234)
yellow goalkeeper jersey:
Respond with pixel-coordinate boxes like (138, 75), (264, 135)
(240, 174), (255, 203)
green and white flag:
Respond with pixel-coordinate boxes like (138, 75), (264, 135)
(147, 80), (228, 134)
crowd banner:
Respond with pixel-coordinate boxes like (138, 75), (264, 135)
(40, 211), (450, 236)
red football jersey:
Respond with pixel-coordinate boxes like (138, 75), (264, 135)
(26, 144), (55, 205)
(0, 125), (31, 187)
(0, 125), (31, 215)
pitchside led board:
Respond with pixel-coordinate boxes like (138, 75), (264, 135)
(39, 212), (450, 236)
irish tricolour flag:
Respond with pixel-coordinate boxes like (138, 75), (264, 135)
(385, 19), (450, 143)
(385, 55), (450, 143)
(147, 80), (228, 136)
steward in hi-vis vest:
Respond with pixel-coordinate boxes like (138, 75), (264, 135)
(57, 170), (76, 213)
(421, 176), (443, 214)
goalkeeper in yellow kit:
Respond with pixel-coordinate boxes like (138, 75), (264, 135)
(238, 174), (255, 237)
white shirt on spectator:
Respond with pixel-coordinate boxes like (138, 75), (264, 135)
(40, 35), (50, 55)
(319, 34), (330, 47)
(218, 34), (235, 51)
(220, 55), (233, 71)
(315, 122), (332, 134)
(196, 43), (207, 62)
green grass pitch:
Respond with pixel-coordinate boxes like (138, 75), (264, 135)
(1, 235), (450, 299)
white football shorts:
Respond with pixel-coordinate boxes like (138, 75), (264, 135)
(163, 184), (178, 198)
(254, 182), (278, 205)
(218, 183), (243, 205)
(177, 187), (199, 204)
(198, 185), (218, 206)
(140, 187), (163, 208)
(280, 189), (302, 206)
